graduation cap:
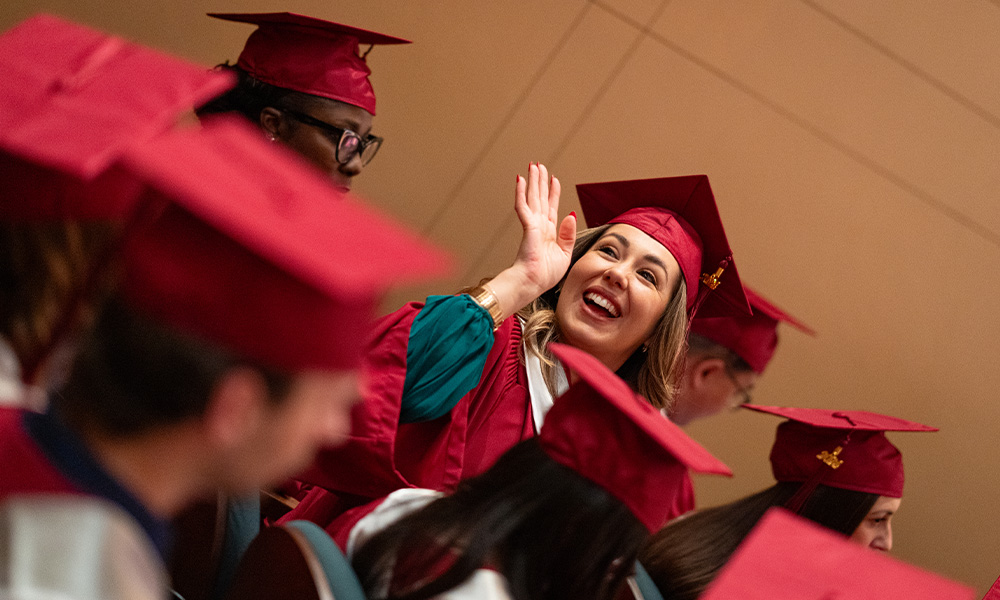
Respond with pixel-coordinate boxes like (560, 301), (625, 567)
(0, 14), (233, 220)
(700, 508), (975, 600)
(576, 175), (750, 319)
(690, 285), (816, 373)
(744, 405), (937, 511)
(118, 116), (450, 371)
(540, 343), (731, 531)
(208, 12), (410, 116)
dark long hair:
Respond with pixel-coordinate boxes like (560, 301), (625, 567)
(639, 482), (879, 600)
(351, 439), (647, 600)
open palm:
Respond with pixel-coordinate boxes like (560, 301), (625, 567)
(512, 163), (577, 293)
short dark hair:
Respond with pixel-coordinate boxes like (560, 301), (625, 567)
(195, 64), (327, 123)
(56, 297), (294, 437)
(686, 333), (753, 373)
(639, 482), (878, 600)
(352, 439), (647, 600)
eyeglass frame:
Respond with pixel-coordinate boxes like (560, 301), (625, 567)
(278, 108), (383, 166)
(724, 366), (754, 407)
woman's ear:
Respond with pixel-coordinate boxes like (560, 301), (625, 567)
(258, 107), (283, 141)
(202, 367), (270, 450)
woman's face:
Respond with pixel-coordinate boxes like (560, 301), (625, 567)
(849, 495), (901, 552)
(555, 224), (682, 371)
(266, 99), (374, 192)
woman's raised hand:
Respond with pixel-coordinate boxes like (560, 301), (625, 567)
(485, 163), (577, 320)
(513, 163), (576, 291)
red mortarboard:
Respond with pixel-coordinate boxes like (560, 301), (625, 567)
(0, 14), (233, 220)
(744, 405), (937, 501)
(576, 175), (750, 318)
(119, 116), (449, 371)
(541, 343), (731, 531)
(690, 286), (816, 373)
(701, 508), (975, 600)
(208, 12), (409, 116)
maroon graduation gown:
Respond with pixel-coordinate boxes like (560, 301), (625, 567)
(0, 407), (79, 499)
(288, 302), (534, 529)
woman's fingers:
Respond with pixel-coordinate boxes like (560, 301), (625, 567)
(525, 163), (540, 214)
(557, 212), (577, 254)
(514, 174), (530, 225)
(538, 163), (549, 216)
(548, 175), (561, 224)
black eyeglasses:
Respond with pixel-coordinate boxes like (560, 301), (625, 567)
(280, 108), (383, 166)
(724, 367), (754, 407)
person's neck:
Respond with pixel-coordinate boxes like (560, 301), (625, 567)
(83, 424), (210, 519)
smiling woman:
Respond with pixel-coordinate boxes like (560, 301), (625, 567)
(283, 166), (750, 534)
(196, 12), (408, 190)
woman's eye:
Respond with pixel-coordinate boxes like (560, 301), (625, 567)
(639, 270), (657, 284)
(597, 245), (617, 258)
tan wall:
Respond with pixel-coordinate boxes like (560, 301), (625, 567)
(4, 0), (998, 593)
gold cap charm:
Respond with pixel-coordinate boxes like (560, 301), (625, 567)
(700, 265), (725, 290)
(816, 446), (844, 469)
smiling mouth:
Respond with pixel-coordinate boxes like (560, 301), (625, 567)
(583, 291), (620, 317)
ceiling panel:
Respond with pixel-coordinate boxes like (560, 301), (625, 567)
(805, 0), (1000, 116)
(651, 0), (1000, 246)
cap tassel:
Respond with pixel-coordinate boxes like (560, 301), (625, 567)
(688, 256), (730, 319)
(783, 433), (852, 514)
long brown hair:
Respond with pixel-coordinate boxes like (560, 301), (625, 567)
(0, 222), (115, 374)
(518, 225), (689, 410)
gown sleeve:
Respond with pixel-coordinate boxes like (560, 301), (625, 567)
(295, 296), (501, 499)
(399, 295), (494, 424)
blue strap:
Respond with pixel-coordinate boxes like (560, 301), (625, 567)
(286, 521), (367, 600)
(634, 561), (665, 600)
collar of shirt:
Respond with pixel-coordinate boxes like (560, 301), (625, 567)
(22, 407), (172, 559)
(524, 347), (569, 433)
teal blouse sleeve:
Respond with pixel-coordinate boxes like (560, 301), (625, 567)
(399, 294), (495, 424)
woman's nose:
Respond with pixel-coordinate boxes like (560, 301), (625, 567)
(603, 265), (627, 288)
(872, 526), (893, 552)
(339, 153), (364, 177)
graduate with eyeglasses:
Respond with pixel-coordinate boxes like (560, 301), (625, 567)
(199, 12), (407, 191)
(669, 287), (815, 426)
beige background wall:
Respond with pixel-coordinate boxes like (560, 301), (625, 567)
(3, 0), (998, 593)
